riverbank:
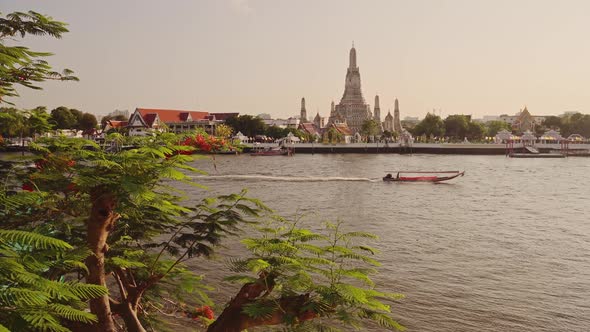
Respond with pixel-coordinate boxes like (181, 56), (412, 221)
(4, 142), (589, 156)
(242, 142), (590, 155)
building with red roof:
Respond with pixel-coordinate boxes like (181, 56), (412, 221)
(103, 120), (128, 132)
(127, 108), (238, 136)
(210, 113), (239, 121)
(322, 122), (354, 143)
(298, 122), (321, 142)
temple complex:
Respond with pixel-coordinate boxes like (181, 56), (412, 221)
(298, 44), (403, 140)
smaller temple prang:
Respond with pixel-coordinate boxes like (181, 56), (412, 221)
(384, 109), (394, 132)
(373, 95), (383, 133)
(313, 111), (322, 129)
(373, 95), (381, 122)
(300, 97), (307, 123)
(393, 98), (401, 133)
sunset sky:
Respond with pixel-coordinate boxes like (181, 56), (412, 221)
(4, 0), (590, 119)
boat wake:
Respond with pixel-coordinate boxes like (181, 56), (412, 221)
(193, 175), (380, 182)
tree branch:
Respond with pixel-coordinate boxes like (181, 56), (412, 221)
(206, 272), (321, 332)
(112, 268), (128, 301)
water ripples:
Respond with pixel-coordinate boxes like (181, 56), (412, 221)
(182, 154), (590, 332)
(194, 174), (380, 182)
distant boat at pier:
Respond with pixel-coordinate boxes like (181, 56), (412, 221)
(250, 146), (291, 156)
(509, 153), (565, 158)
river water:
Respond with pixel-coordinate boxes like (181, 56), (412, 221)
(183, 153), (590, 332)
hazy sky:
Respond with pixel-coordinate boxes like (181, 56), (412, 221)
(4, 0), (590, 119)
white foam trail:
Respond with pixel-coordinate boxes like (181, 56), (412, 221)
(193, 175), (380, 182)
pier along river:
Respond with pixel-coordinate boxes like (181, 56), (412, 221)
(183, 153), (590, 332)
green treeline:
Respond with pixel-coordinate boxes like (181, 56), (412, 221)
(0, 10), (404, 332)
(408, 113), (590, 142)
(0, 106), (98, 138)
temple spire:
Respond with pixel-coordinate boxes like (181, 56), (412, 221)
(349, 44), (357, 69)
(393, 98), (401, 133)
(329, 44), (368, 134)
(300, 97), (307, 122)
(373, 95), (381, 122)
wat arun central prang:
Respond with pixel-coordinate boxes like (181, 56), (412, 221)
(327, 44), (372, 133)
(324, 44), (400, 134)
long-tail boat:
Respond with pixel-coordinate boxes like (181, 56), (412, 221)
(383, 171), (465, 183)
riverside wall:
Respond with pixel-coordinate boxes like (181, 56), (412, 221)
(243, 143), (590, 155)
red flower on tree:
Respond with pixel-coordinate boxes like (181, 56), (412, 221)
(21, 183), (34, 192)
(66, 182), (78, 193)
(192, 305), (214, 320)
(181, 133), (234, 154)
(35, 159), (47, 170)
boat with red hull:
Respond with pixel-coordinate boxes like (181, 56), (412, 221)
(383, 171), (465, 183)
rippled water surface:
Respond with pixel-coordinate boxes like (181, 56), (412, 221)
(184, 154), (590, 332)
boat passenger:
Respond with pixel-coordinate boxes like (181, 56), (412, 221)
(385, 173), (392, 179)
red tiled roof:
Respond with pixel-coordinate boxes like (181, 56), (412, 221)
(299, 123), (318, 136)
(143, 114), (158, 127)
(210, 112), (239, 121)
(107, 120), (128, 128)
(136, 108), (209, 123)
(179, 112), (191, 121)
(333, 123), (353, 135)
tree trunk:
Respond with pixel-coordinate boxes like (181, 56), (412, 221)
(207, 294), (314, 332)
(86, 190), (119, 332)
(206, 274), (316, 332)
(110, 268), (158, 332)
(118, 301), (146, 332)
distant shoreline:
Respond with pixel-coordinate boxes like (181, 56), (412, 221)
(3, 142), (588, 156)
(243, 142), (590, 155)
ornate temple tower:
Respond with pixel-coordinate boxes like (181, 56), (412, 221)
(373, 95), (381, 122)
(393, 98), (401, 133)
(313, 112), (324, 129)
(300, 97), (307, 123)
(374, 95), (383, 133)
(384, 110), (394, 132)
(328, 100), (345, 124)
(328, 44), (371, 133)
